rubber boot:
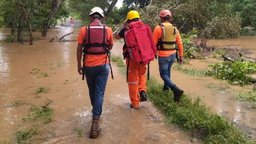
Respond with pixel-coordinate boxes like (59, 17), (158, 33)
(170, 86), (184, 102)
(139, 90), (147, 102)
(163, 85), (169, 91)
(89, 117), (101, 139)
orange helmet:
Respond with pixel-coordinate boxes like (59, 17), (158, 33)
(159, 10), (172, 18)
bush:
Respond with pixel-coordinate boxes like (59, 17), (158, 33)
(201, 16), (242, 39)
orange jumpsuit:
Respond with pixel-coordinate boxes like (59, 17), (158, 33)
(126, 58), (147, 108)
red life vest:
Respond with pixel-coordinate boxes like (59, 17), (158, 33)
(124, 20), (156, 64)
(83, 22), (109, 54)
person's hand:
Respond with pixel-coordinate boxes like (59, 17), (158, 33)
(122, 20), (127, 26)
(179, 56), (183, 64)
(77, 65), (83, 75)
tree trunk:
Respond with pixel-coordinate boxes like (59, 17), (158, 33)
(11, 18), (16, 36)
(41, 0), (64, 37)
(105, 0), (118, 20)
(19, 0), (33, 45)
(17, 14), (23, 42)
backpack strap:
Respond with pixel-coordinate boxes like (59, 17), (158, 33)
(83, 24), (109, 54)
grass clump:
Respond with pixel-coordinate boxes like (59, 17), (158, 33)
(22, 106), (53, 124)
(111, 55), (126, 74)
(209, 60), (256, 85)
(74, 129), (83, 138)
(36, 87), (49, 94)
(16, 125), (38, 144)
(146, 78), (255, 144)
(174, 64), (213, 76)
(236, 91), (256, 101)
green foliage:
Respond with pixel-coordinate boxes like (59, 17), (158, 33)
(146, 78), (255, 143)
(5, 34), (16, 43)
(240, 28), (256, 36)
(22, 106), (53, 124)
(16, 125), (38, 144)
(37, 87), (46, 94)
(74, 129), (83, 138)
(173, 64), (213, 76)
(106, 6), (129, 25)
(181, 30), (201, 58)
(209, 60), (256, 85)
(201, 16), (242, 39)
(123, 0), (150, 8)
(236, 91), (256, 101)
(111, 55), (126, 74)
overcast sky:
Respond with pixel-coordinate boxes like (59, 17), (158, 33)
(116, 0), (123, 8)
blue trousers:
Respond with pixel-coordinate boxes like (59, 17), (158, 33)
(84, 64), (109, 118)
(158, 54), (176, 88)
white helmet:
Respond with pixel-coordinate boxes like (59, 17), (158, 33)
(89, 7), (104, 18)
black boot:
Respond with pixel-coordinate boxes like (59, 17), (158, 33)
(170, 86), (183, 102)
(140, 90), (147, 102)
(163, 85), (169, 91)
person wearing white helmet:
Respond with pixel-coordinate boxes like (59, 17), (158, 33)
(76, 6), (113, 139)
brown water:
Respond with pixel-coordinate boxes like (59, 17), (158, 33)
(0, 24), (256, 143)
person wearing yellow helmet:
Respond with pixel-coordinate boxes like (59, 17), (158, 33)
(153, 9), (184, 103)
(76, 6), (114, 139)
(115, 10), (156, 109)
(126, 10), (140, 22)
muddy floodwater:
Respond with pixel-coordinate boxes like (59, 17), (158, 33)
(0, 22), (256, 143)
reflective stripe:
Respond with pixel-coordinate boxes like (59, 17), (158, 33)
(87, 26), (104, 29)
(127, 81), (139, 84)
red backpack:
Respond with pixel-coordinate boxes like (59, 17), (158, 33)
(124, 20), (156, 65)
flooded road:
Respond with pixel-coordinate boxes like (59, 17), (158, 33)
(0, 25), (199, 143)
(0, 22), (256, 143)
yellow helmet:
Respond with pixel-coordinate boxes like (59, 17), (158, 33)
(126, 10), (140, 20)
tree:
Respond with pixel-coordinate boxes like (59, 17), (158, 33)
(123, 0), (150, 8)
(19, 0), (34, 45)
(67, 0), (118, 24)
(41, 0), (65, 37)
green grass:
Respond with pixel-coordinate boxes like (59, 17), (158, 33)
(22, 106), (53, 124)
(16, 125), (38, 144)
(236, 91), (256, 101)
(173, 64), (213, 76)
(74, 129), (83, 138)
(111, 55), (127, 75)
(175, 60), (256, 86)
(146, 78), (255, 144)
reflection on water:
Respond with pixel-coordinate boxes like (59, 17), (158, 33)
(0, 43), (9, 80)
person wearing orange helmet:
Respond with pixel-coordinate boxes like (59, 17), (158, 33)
(76, 7), (113, 138)
(115, 10), (150, 109)
(153, 9), (184, 102)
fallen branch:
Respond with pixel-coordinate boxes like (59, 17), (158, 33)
(59, 31), (74, 42)
(222, 55), (234, 62)
(42, 99), (53, 109)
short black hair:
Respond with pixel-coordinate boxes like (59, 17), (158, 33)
(90, 13), (103, 19)
(127, 18), (139, 23)
(162, 15), (171, 20)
